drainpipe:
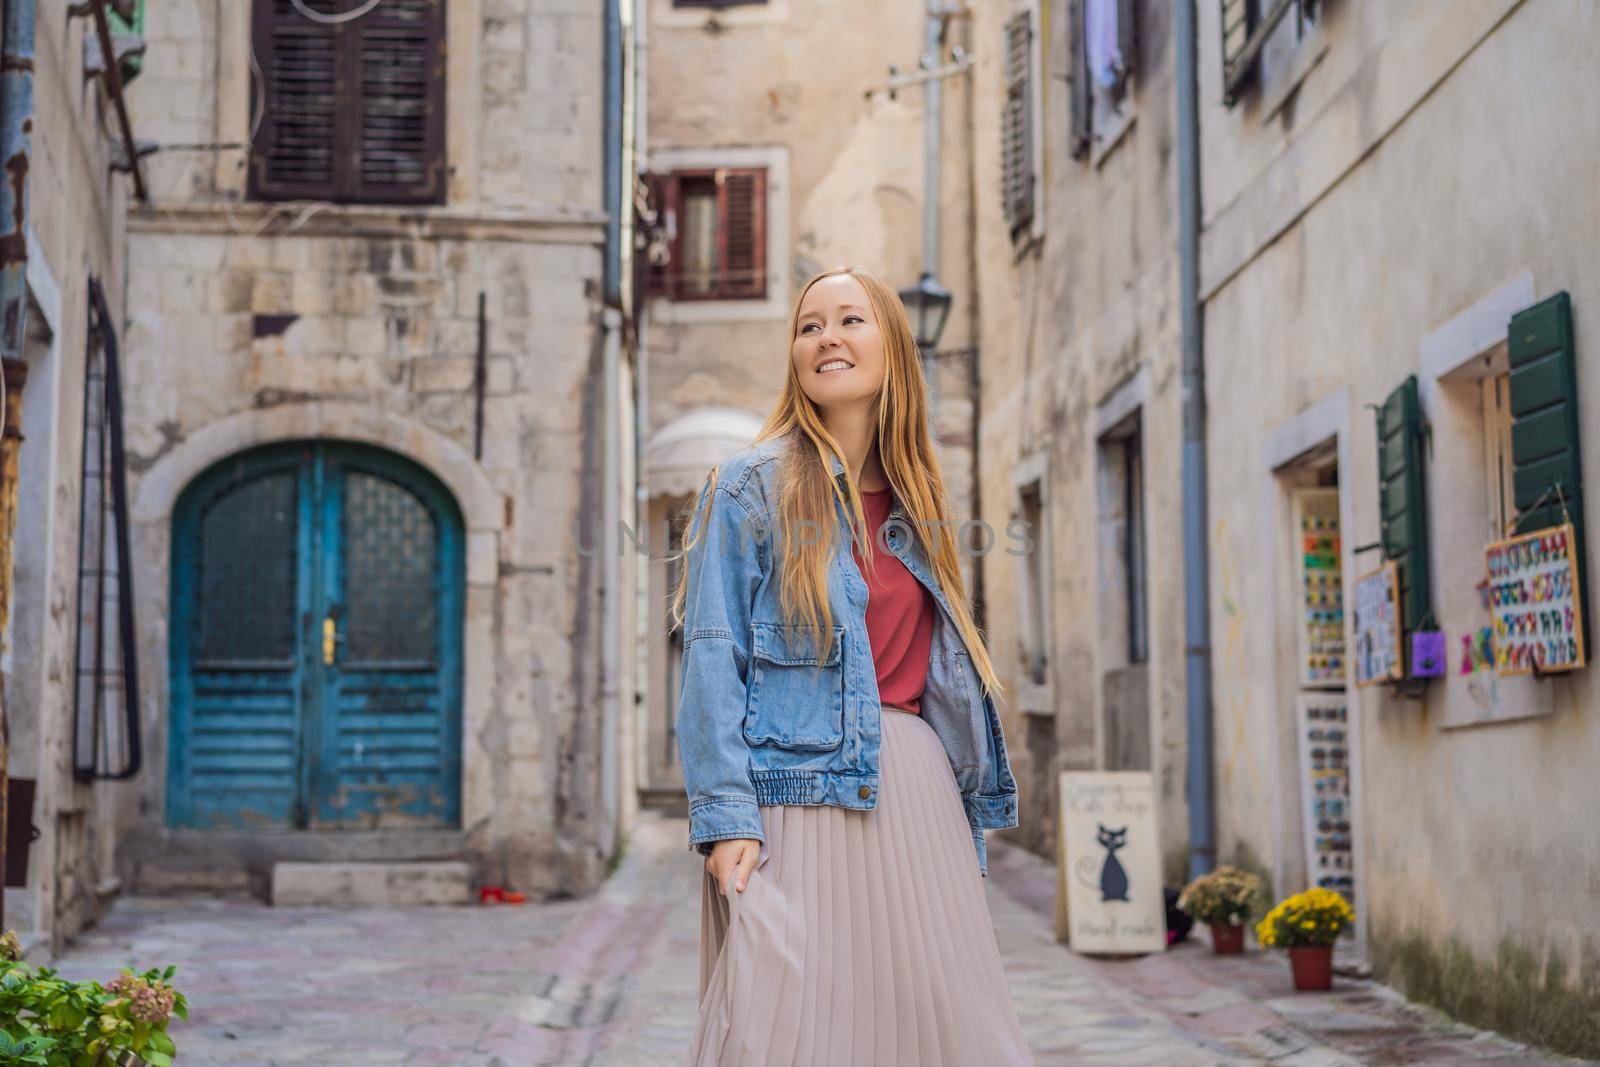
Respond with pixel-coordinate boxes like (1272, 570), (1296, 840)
(919, 0), (942, 407)
(597, 0), (624, 859)
(1175, 0), (1216, 880)
(0, 0), (35, 937)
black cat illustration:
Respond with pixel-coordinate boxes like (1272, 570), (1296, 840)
(1095, 824), (1130, 902)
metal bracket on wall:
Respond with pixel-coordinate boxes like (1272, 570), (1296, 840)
(866, 48), (976, 102)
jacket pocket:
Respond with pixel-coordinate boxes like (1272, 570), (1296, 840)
(744, 622), (846, 750)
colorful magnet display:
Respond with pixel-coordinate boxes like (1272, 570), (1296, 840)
(1298, 502), (1345, 686)
(1484, 523), (1587, 677)
(1298, 696), (1355, 913)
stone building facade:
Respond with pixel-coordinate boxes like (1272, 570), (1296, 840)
(966, 0), (1192, 906)
(637, 0), (983, 803)
(1196, 0), (1599, 1051)
(101, 0), (639, 904)
(970, 0), (1600, 1053)
(2, 1), (143, 953)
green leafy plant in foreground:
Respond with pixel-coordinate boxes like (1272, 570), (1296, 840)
(0, 943), (187, 1067)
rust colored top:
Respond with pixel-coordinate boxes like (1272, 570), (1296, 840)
(849, 488), (936, 714)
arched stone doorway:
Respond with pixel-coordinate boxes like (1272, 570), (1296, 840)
(166, 441), (465, 831)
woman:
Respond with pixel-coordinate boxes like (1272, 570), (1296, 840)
(673, 267), (1034, 1066)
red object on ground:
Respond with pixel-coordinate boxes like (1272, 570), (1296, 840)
(849, 488), (936, 714)
(503, 891), (526, 904)
(1210, 921), (1245, 954)
(1289, 944), (1335, 990)
(480, 886), (505, 904)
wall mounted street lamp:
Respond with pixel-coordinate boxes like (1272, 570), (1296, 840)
(898, 272), (952, 352)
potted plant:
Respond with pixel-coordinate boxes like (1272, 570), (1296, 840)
(0, 929), (187, 1065)
(1176, 865), (1263, 954)
(1254, 887), (1355, 990)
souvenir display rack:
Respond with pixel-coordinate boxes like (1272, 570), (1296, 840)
(1352, 561), (1402, 686)
(1296, 693), (1355, 918)
(1485, 522), (1587, 676)
(1293, 489), (1345, 687)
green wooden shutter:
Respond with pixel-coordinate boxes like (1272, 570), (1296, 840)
(1376, 375), (1431, 657)
(1508, 291), (1587, 634)
(107, 0), (145, 84)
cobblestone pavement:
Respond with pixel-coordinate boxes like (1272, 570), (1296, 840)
(50, 812), (1586, 1066)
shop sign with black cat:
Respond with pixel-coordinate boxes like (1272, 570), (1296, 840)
(1059, 771), (1167, 955)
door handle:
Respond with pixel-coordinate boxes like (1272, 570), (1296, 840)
(322, 615), (345, 666)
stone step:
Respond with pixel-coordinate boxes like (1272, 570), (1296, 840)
(270, 861), (472, 907)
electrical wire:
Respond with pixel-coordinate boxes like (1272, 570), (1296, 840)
(289, 0), (384, 24)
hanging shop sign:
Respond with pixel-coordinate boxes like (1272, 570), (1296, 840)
(1293, 489), (1345, 687)
(1352, 562), (1402, 687)
(1058, 772), (1167, 956)
(1485, 522), (1586, 676)
(1295, 693), (1355, 914)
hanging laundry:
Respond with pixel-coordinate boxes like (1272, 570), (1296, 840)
(1085, 0), (1126, 91)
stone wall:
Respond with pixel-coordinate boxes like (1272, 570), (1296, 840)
(3, 5), (134, 953)
(109, 0), (628, 901)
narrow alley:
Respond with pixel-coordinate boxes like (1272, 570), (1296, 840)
(50, 814), (1577, 1067)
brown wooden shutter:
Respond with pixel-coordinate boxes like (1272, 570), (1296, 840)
(347, 0), (447, 204)
(719, 168), (766, 300)
(250, 0), (342, 200)
(250, 0), (446, 206)
(1001, 11), (1035, 234)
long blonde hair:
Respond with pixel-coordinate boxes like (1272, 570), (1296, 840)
(671, 266), (1000, 695)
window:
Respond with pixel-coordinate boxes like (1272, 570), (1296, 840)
(1123, 430), (1148, 664)
(1001, 9), (1036, 235)
(1097, 413), (1147, 667)
(249, 0), (447, 205)
(647, 168), (768, 301)
(1010, 452), (1053, 714)
(1068, 0), (1137, 161)
(1018, 481), (1049, 686)
(1220, 0), (1320, 107)
(1481, 370), (1516, 540)
(73, 278), (142, 781)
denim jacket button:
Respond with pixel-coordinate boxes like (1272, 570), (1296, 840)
(858, 785), (871, 800)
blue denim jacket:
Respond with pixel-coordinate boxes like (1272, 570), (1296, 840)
(675, 436), (1019, 876)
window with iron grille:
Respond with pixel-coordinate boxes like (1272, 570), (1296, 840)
(249, 0), (447, 206)
(1001, 9), (1036, 235)
(647, 168), (768, 301)
(73, 278), (141, 782)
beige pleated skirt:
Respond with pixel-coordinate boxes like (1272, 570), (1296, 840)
(687, 707), (1034, 1067)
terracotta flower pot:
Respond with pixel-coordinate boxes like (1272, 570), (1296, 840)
(1209, 920), (1245, 954)
(1288, 944), (1334, 990)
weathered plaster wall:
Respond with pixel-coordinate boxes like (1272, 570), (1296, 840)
(113, 0), (623, 900)
(968, 1), (1190, 881)
(1199, 0), (1600, 1052)
(3, 6), (134, 953)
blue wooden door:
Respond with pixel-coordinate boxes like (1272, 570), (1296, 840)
(168, 442), (463, 830)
